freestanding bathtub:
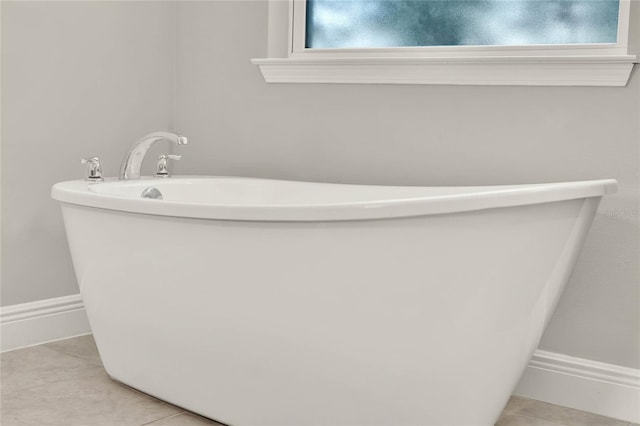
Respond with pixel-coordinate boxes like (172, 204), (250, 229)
(52, 176), (616, 426)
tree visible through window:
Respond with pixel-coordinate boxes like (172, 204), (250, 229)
(305, 0), (620, 48)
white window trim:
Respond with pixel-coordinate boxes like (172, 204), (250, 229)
(252, 0), (638, 86)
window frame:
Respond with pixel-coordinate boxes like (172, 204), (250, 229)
(252, 0), (638, 86)
(292, 0), (631, 58)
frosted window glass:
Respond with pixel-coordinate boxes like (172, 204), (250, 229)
(305, 0), (619, 48)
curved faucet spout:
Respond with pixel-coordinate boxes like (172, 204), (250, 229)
(119, 131), (187, 180)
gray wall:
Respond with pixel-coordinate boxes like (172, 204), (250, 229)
(173, 2), (639, 368)
(1, 1), (176, 305)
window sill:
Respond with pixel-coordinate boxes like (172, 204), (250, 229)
(251, 55), (637, 86)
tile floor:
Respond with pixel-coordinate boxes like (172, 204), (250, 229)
(1, 335), (635, 426)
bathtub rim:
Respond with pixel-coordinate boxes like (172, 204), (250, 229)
(51, 176), (617, 222)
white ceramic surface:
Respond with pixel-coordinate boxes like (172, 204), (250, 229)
(52, 176), (616, 426)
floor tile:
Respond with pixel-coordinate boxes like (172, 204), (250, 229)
(503, 396), (631, 426)
(1, 344), (96, 392)
(1, 352), (179, 426)
(0, 416), (32, 426)
(144, 412), (225, 426)
(496, 412), (562, 426)
(43, 334), (103, 366)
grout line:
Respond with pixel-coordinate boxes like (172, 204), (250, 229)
(139, 411), (186, 426)
(186, 411), (229, 425)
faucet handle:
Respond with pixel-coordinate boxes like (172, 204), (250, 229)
(155, 154), (181, 178)
(80, 157), (104, 182)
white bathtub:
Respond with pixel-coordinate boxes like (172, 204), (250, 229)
(52, 176), (616, 426)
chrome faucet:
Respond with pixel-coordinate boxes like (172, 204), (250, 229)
(119, 131), (187, 180)
(81, 157), (104, 182)
(155, 154), (182, 178)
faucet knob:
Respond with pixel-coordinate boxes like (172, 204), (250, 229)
(156, 154), (181, 178)
(80, 157), (104, 182)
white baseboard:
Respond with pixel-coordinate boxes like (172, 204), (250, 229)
(1, 295), (638, 423)
(515, 350), (640, 423)
(1, 294), (91, 352)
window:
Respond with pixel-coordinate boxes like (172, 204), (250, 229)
(305, 1), (619, 48)
(252, 0), (637, 86)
